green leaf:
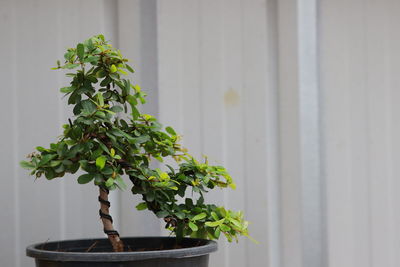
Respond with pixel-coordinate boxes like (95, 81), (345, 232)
(228, 218), (242, 228)
(60, 86), (75, 93)
(95, 111), (105, 118)
(115, 175), (127, 190)
(214, 227), (221, 238)
(77, 174), (94, 184)
(81, 100), (97, 114)
(110, 105), (123, 113)
(176, 211), (185, 219)
(126, 95), (140, 119)
(97, 93), (104, 107)
(165, 126), (176, 136)
(96, 156), (107, 170)
(20, 161), (35, 169)
(77, 43), (84, 60)
(220, 224), (231, 232)
(45, 169), (56, 180)
(189, 222), (198, 231)
(211, 212), (219, 221)
(146, 191), (155, 202)
(36, 146), (48, 152)
(38, 154), (57, 167)
(101, 166), (113, 176)
(83, 56), (99, 63)
(205, 219), (225, 227)
(97, 141), (110, 154)
(63, 63), (80, 69)
(156, 210), (169, 218)
(110, 64), (117, 73)
(105, 177), (114, 187)
(118, 69), (128, 75)
(125, 64), (134, 73)
(50, 160), (62, 167)
(192, 212), (207, 221)
(94, 173), (104, 184)
(132, 107), (140, 121)
(126, 94), (137, 106)
(64, 51), (74, 60)
(96, 69), (107, 78)
(136, 202), (147, 211)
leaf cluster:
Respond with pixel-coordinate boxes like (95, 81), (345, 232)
(20, 35), (251, 242)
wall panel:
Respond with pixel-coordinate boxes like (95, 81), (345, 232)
(156, 0), (280, 266)
(320, 0), (400, 266)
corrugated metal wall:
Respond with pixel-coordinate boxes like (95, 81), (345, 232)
(320, 0), (400, 266)
(2, 0), (400, 267)
(155, 1), (279, 266)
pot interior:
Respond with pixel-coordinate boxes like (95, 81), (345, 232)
(38, 237), (209, 253)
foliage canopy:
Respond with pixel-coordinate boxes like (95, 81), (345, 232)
(21, 35), (250, 243)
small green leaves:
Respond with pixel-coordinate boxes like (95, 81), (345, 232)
(105, 177), (114, 187)
(156, 210), (169, 218)
(81, 100), (97, 114)
(188, 222), (198, 231)
(77, 174), (94, 184)
(110, 64), (117, 73)
(110, 105), (123, 113)
(38, 154), (57, 167)
(125, 64), (134, 73)
(192, 212), (207, 221)
(64, 63), (80, 69)
(96, 69), (107, 78)
(60, 86), (75, 93)
(97, 93), (104, 107)
(97, 141), (110, 154)
(205, 219), (225, 227)
(83, 56), (99, 63)
(165, 126), (176, 136)
(21, 35), (250, 244)
(20, 161), (35, 169)
(115, 175), (127, 190)
(135, 202), (147, 211)
(127, 96), (140, 120)
(220, 224), (231, 232)
(96, 156), (107, 170)
(77, 43), (85, 60)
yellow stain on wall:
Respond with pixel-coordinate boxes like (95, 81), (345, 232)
(224, 88), (240, 107)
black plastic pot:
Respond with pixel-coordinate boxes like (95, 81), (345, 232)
(26, 236), (217, 267)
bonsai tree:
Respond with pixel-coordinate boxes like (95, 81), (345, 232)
(20, 35), (250, 252)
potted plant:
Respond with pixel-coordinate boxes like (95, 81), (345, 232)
(20, 35), (251, 267)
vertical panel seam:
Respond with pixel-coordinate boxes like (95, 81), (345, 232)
(265, 1), (282, 266)
(364, 0), (373, 265)
(239, 0), (250, 265)
(220, 1), (230, 266)
(56, 0), (66, 240)
(297, 0), (324, 266)
(12, 1), (20, 264)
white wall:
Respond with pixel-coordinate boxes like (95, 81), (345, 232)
(155, 1), (279, 266)
(320, 1), (400, 266)
(2, 0), (400, 267)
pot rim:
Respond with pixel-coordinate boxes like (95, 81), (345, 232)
(26, 236), (218, 262)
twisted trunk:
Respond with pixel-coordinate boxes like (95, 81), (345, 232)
(98, 187), (124, 252)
